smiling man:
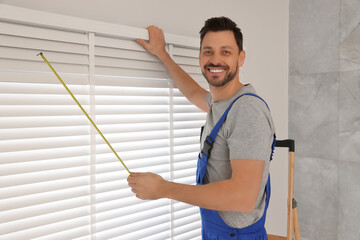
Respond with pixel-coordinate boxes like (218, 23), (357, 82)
(128, 17), (276, 239)
(201, 31), (243, 88)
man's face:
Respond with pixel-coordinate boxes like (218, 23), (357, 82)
(199, 30), (245, 87)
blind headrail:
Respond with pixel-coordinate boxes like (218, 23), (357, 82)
(0, 4), (200, 49)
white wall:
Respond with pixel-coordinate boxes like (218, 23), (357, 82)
(0, 0), (289, 236)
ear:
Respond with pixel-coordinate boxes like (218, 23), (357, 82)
(238, 50), (246, 67)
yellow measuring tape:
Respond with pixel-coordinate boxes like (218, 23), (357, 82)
(38, 52), (131, 176)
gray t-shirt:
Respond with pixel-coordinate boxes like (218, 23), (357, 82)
(201, 84), (275, 228)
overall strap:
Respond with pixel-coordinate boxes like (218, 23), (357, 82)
(202, 93), (270, 158)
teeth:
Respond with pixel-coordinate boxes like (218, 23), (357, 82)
(209, 69), (225, 73)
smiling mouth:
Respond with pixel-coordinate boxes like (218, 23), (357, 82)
(208, 68), (225, 73)
(206, 65), (227, 74)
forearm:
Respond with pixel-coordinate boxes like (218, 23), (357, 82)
(164, 179), (255, 213)
(157, 52), (209, 112)
(128, 161), (263, 211)
(137, 26), (209, 112)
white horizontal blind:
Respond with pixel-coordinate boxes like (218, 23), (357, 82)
(0, 14), (206, 240)
(0, 21), (92, 239)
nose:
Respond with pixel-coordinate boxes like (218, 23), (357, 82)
(208, 53), (223, 66)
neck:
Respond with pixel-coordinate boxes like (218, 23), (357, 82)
(210, 79), (244, 103)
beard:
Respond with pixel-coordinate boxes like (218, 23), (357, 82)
(201, 63), (239, 87)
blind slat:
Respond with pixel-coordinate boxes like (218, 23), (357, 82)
(0, 58), (89, 74)
(0, 156), (89, 176)
(0, 34), (89, 55)
(0, 166), (90, 188)
(0, 46), (89, 65)
(0, 196), (89, 224)
(0, 215), (90, 240)
(0, 21), (87, 44)
(0, 176), (89, 200)
(95, 35), (145, 51)
(95, 66), (170, 79)
(35, 226), (90, 240)
(0, 146), (90, 164)
(0, 71), (88, 85)
(96, 56), (166, 72)
(172, 46), (199, 58)
(96, 46), (158, 62)
(173, 55), (200, 66)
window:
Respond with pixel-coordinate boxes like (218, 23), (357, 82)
(0, 7), (207, 240)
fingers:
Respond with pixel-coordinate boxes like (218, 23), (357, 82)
(147, 25), (163, 37)
(127, 172), (165, 200)
(136, 25), (166, 58)
(148, 26), (164, 44)
(147, 25), (162, 32)
(127, 172), (145, 185)
(127, 172), (145, 199)
(136, 25), (162, 46)
(127, 173), (136, 186)
(127, 173), (137, 194)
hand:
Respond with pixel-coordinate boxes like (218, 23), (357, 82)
(136, 25), (168, 60)
(127, 172), (170, 200)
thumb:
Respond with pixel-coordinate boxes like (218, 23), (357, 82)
(136, 38), (149, 50)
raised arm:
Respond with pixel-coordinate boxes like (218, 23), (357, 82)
(137, 26), (209, 113)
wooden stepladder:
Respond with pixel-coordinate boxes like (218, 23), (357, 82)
(268, 139), (301, 240)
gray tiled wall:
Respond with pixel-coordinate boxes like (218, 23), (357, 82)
(290, 0), (360, 239)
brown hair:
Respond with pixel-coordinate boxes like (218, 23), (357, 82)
(199, 16), (243, 52)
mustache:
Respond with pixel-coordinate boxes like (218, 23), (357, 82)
(204, 64), (228, 69)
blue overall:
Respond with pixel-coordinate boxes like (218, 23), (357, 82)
(196, 93), (276, 240)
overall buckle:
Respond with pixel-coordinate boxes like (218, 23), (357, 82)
(202, 136), (214, 158)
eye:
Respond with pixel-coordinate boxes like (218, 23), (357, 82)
(223, 50), (231, 55)
(203, 50), (212, 55)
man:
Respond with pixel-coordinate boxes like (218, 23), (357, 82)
(127, 17), (276, 239)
